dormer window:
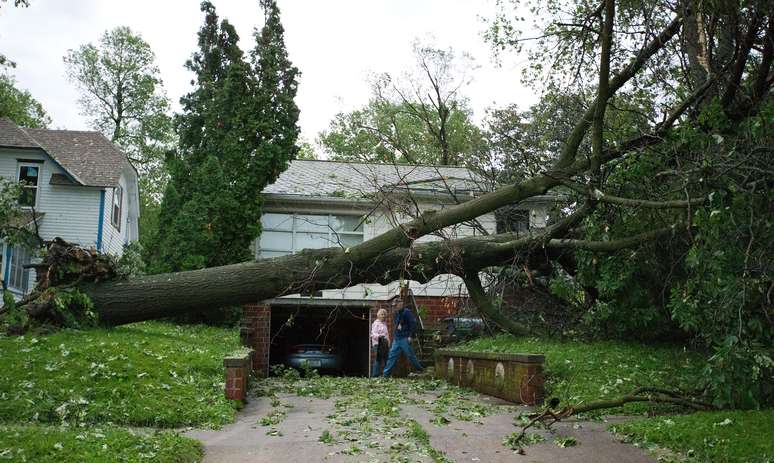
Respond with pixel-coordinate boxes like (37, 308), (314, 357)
(17, 164), (40, 208)
(111, 185), (123, 231)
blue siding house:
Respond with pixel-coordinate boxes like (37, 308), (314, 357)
(0, 118), (139, 298)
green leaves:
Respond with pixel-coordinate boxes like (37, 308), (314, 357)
(63, 26), (173, 174)
(553, 436), (577, 448)
(0, 75), (51, 128)
(502, 431), (544, 451)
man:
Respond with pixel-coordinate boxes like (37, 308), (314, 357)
(382, 306), (424, 377)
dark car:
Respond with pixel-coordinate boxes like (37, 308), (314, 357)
(284, 344), (343, 373)
(444, 317), (486, 340)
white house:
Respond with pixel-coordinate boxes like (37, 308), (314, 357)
(0, 118), (139, 298)
(244, 159), (555, 376)
(256, 159), (552, 300)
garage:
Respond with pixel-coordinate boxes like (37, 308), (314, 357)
(268, 300), (371, 377)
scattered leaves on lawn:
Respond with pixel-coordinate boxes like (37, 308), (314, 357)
(503, 431), (545, 451)
(554, 436), (578, 448)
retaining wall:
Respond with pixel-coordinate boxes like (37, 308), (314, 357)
(435, 349), (545, 405)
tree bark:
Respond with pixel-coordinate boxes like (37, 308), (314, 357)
(79, 220), (680, 326)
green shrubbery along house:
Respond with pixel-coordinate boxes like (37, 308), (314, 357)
(245, 159), (555, 377)
(0, 118), (139, 299)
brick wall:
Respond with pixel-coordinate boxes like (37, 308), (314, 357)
(435, 350), (545, 405)
(413, 296), (464, 325)
(241, 303), (271, 377)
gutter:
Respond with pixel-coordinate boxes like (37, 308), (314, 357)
(96, 190), (105, 252)
(2, 245), (11, 290)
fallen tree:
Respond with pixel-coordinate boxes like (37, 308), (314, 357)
(6, 2), (773, 344)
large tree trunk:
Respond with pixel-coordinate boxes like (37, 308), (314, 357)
(82, 222), (679, 326)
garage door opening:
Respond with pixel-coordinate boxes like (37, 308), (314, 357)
(269, 303), (370, 377)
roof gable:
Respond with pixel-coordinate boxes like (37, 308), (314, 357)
(0, 118), (132, 187)
(0, 118), (40, 148)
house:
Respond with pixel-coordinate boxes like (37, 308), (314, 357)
(0, 118), (139, 298)
(241, 159), (555, 376)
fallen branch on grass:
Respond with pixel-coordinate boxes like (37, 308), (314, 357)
(510, 387), (715, 448)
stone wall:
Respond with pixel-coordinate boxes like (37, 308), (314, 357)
(435, 349), (545, 405)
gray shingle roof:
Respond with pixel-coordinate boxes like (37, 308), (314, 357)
(263, 160), (488, 199)
(0, 118), (131, 187)
(0, 118), (40, 148)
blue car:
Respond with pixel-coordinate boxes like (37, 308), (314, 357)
(284, 344), (343, 373)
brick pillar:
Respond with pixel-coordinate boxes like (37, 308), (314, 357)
(242, 303), (271, 377)
(224, 355), (250, 401)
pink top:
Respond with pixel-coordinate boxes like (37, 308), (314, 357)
(370, 319), (389, 347)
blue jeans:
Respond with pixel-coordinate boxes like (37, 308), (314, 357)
(382, 337), (423, 377)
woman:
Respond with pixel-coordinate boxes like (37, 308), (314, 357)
(370, 308), (390, 377)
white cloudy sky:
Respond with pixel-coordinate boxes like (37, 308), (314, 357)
(0, 0), (535, 148)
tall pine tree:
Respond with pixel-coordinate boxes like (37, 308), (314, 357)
(148, 1), (299, 318)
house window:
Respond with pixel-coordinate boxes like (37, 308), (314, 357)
(17, 164), (40, 208)
(257, 213), (364, 259)
(8, 245), (31, 294)
(496, 209), (530, 233)
(111, 185), (123, 231)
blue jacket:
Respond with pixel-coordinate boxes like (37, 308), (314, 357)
(393, 307), (418, 339)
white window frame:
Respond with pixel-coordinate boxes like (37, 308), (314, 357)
(111, 185), (123, 231)
(7, 245), (31, 294)
(257, 213), (364, 259)
(17, 162), (41, 209)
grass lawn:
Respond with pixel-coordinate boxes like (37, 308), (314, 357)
(452, 334), (704, 414)
(0, 321), (241, 462)
(0, 321), (240, 428)
(611, 410), (774, 463)
(0, 425), (203, 463)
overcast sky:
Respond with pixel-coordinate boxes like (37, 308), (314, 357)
(0, 0), (535, 151)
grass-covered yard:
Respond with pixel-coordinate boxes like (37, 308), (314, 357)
(612, 410), (774, 463)
(453, 334), (774, 462)
(0, 425), (203, 463)
(0, 321), (241, 462)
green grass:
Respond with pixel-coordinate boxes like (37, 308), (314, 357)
(0, 321), (241, 428)
(0, 425), (202, 463)
(406, 419), (452, 463)
(611, 410), (774, 463)
(453, 334), (703, 414)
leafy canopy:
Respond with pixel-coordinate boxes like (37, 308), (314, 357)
(0, 75), (51, 128)
(320, 42), (483, 166)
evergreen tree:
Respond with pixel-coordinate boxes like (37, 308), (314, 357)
(148, 0), (299, 283)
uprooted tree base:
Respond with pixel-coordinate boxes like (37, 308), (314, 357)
(1, 239), (116, 333)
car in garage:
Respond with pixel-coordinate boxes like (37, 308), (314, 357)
(284, 344), (343, 373)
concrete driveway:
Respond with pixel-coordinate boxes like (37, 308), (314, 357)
(187, 377), (655, 463)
